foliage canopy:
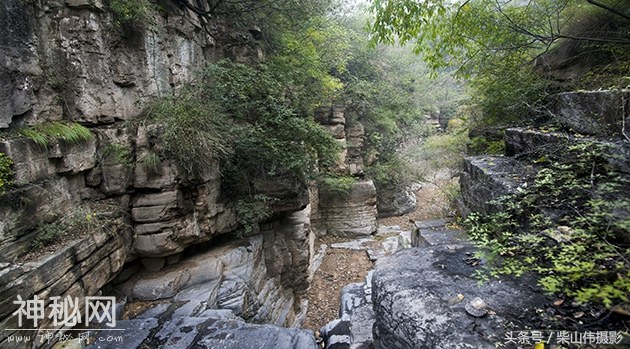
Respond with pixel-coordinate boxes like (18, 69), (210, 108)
(368, 0), (630, 123)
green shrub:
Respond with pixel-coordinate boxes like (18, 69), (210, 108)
(234, 194), (279, 235)
(104, 143), (133, 166)
(20, 122), (93, 147)
(139, 151), (161, 174)
(145, 90), (232, 175)
(201, 60), (340, 193)
(32, 222), (64, 249)
(108, 0), (155, 27)
(466, 142), (630, 308)
(468, 136), (505, 155)
(0, 152), (13, 195)
(413, 129), (469, 180)
(318, 174), (356, 195)
(30, 203), (122, 252)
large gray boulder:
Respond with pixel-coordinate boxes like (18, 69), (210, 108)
(377, 187), (416, 218)
(550, 89), (630, 137)
(86, 309), (318, 349)
(371, 244), (545, 349)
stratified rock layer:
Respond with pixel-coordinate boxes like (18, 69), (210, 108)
(317, 180), (377, 238)
(550, 89), (630, 137)
(118, 206), (312, 328)
(459, 155), (529, 215)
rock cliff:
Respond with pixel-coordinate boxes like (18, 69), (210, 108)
(0, 1), (322, 348)
(0, 1), (387, 348)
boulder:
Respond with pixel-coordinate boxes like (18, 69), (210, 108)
(371, 244), (545, 349)
(550, 89), (630, 137)
(377, 187), (416, 218)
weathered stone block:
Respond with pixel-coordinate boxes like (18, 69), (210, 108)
(550, 89), (630, 137)
(64, 0), (104, 10)
(0, 224), (128, 342)
(460, 156), (529, 215)
(506, 127), (630, 174)
(377, 187), (416, 218)
(326, 124), (346, 139)
(318, 180), (377, 237)
(100, 163), (132, 194)
(133, 190), (181, 207)
(315, 105), (346, 125)
(0, 137), (96, 183)
(372, 245), (545, 349)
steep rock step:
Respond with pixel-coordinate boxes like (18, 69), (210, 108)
(317, 225), (412, 349)
(328, 225), (412, 262)
(320, 220), (473, 349)
(320, 272), (374, 349)
(549, 89), (630, 137)
(411, 219), (467, 247)
(460, 156), (531, 215)
(505, 127), (630, 174)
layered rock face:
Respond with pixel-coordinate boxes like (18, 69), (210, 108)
(0, 1), (398, 348)
(118, 207), (312, 327)
(317, 180), (377, 238)
(550, 89), (630, 137)
(0, 202), (130, 348)
(0, 1), (318, 348)
(312, 106), (377, 238)
(460, 128), (630, 216)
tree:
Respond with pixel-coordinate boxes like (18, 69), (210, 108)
(367, 0), (630, 124)
(335, 10), (466, 193)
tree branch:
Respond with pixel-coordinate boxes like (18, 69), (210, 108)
(586, 0), (630, 21)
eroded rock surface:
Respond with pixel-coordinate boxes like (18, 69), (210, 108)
(0, 204), (131, 348)
(118, 206), (312, 328)
(459, 156), (530, 215)
(376, 187), (417, 218)
(371, 244), (545, 349)
(87, 309), (318, 349)
(550, 89), (630, 137)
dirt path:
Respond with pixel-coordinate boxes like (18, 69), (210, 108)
(303, 181), (453, 332)
(302, 239), (373, 331)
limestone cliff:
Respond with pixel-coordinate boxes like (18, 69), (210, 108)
(0, 1), (317, 348)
